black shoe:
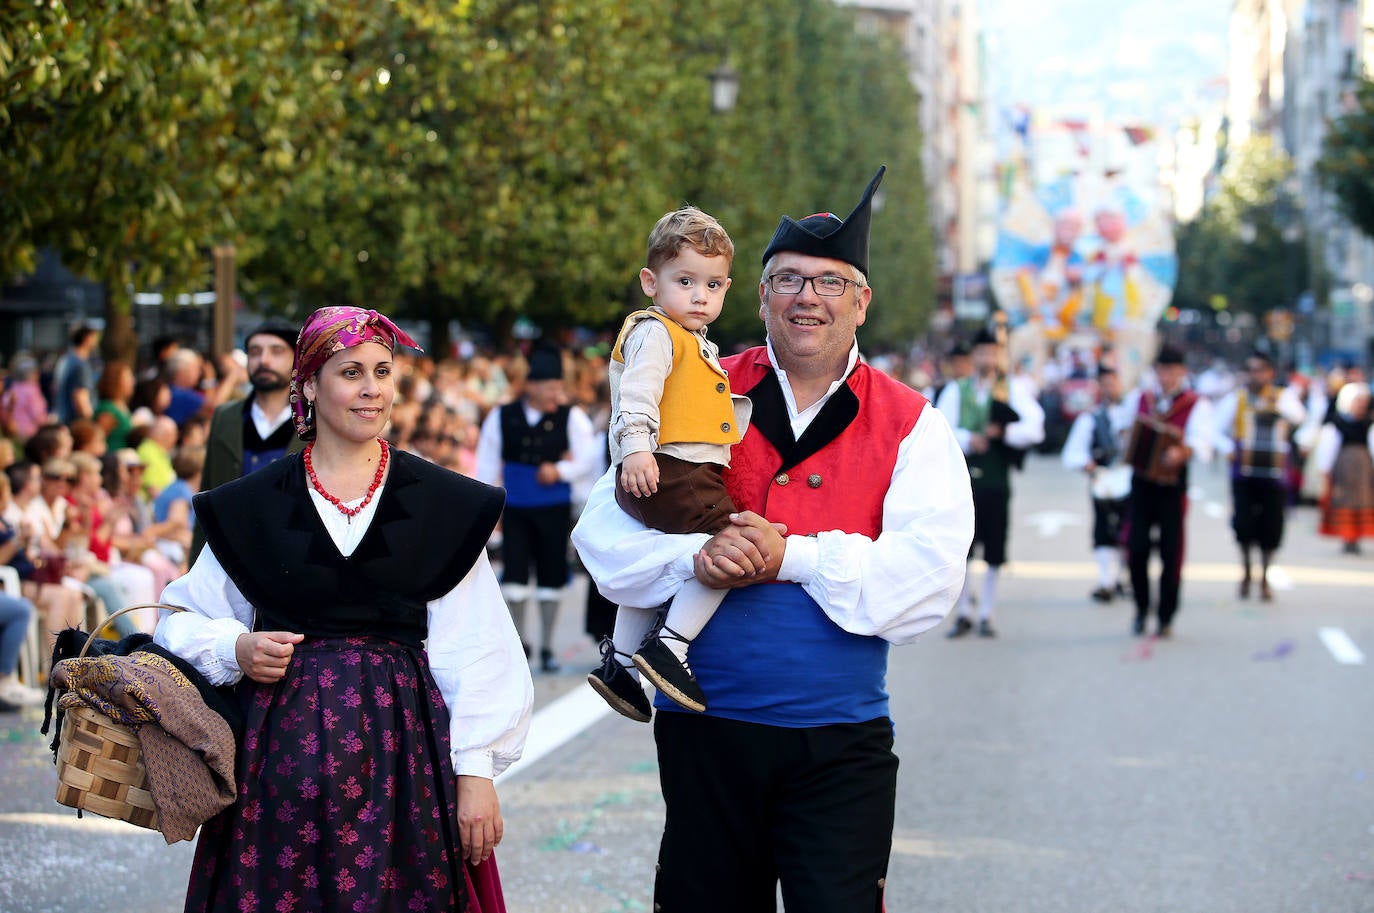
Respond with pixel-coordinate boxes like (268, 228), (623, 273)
(977, 619), (997, 638)
(632, 629), (706, 713)
(1132, 616), (1145, 637)
(946, 616), (974, 639)
(1091, 586), (1113, 604)
(1343, 541), (1361, 555)
(540, 647), (561, 674)
(1157, 625), (1172, 639)
(586, 639), (652, 723)
(1114, 582), (1129, 599)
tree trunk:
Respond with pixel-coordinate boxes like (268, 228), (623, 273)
(101, 286), (140, 366)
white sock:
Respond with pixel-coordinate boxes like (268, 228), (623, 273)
(957, 563), (975, 619)
(979, 567), (1000, 622)
(611, 606), (656, 679)
(1094, 547), (1115, 588)
(660, 579), (728, 665)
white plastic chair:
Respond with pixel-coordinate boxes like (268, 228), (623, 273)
(0, 565), (43, 686)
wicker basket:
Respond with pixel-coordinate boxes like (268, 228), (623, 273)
(53, 603), (185, 831)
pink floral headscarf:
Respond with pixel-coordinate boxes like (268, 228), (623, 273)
(290, 306), (421, 437)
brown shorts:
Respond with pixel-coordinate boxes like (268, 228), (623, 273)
(615, 453), (736, 535)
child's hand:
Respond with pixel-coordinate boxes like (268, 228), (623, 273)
(621, 452), (659, 498)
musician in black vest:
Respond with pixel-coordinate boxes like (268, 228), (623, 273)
(193, 321), (305, 561)
(476, 346), (599, 672)
(1123, 344), (1214, 637)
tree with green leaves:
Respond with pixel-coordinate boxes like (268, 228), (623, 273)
(1174, 136), (1307, 318)
(1, 1), (380, 358)
(1317, 76), (1374, 240)
(4, 0), (937, 355)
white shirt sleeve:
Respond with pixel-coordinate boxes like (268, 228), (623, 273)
(1315, 424), (1340, 474)
(1184, 396), (1215, 462)
(1003, 377), (1046, 450)
(474, 407), (504, 487)
(1277, 385), (1307, 426)
(934, 383), (970, 451)
(1212, 392), (1239, 458)
(154, 544), (255, 686)
(1061, 412), (1094, 470)
(426, 549), (534, 779)
(572, 403), (974, 645)
(557, 406), (601, 485)
(571, 468), (711, 608)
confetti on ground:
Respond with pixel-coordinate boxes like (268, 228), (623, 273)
(569, 841), (604, 855)
(1252, 639), (1296, 661)
(1122, 637), (1155, 663)
(1345, 872), (1374, 882)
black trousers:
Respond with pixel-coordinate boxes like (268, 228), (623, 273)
(970, 485), (1010, 567)
(1231, 476), (1286, 551)
(1091, 496), (1128, 549)
(499, 503), (572, 589)
(653, 713), (897, 913)
(1128, 479), (1186, 627)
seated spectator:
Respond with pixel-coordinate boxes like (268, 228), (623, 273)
(0, 590), (45, 709)
(1, 353), (49, 443)
(136, 415), (178, 496)
(70, 452), (157, 632)
(151, 445), (203, 571)
(69, 418), (108, 457)
(105, 449), (180, 593)
(22, 422), (72, 466)
(1, 463), (83, 652)
(94, 359), (137, 450)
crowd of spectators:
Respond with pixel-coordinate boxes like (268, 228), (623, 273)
(0, 324), (623, 704)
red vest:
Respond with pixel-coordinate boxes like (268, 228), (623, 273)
(720, 347), (927, 537)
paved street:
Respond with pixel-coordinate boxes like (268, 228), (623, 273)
(2, 454), (1371, 912)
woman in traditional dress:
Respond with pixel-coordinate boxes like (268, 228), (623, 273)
(1315, 382), (1374, 555)
(155, 306), (532, 912)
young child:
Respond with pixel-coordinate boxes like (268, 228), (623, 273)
(586, 207), (751, 721)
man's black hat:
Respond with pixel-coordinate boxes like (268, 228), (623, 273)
(948, 341), (971, 358)
(971, 326), (998, 348)
(245, 320), (299, 350)
(1154, 343), (1185, 366)
(761, 166), (886, 276)
(526, 345), (564, 382)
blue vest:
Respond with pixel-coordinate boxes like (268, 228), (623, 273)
(654, 583), (890, 726)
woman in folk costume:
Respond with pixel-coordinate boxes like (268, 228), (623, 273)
(155, 306), (533, 913)
(1315, 381), (1374, 555)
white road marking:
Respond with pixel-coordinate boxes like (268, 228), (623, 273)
(497, 682), (617, 782)
(1318, 627), (1366, 665)
(1023, 511), (1084, 538)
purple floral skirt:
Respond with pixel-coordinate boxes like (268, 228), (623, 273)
(184, 636), (504, 913)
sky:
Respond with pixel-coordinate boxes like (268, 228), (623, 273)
(980, 0), (1231, 128)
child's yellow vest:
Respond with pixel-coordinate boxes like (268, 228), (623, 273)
(611, 310), (739, 446)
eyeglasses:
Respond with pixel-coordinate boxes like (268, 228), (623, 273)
(765, 273), (860, 297)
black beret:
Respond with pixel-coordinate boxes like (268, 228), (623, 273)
(761, 166), (885, 277)
(1154, 343), (1186, 366)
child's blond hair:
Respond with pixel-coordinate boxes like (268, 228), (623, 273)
(645, 207), (734, 272)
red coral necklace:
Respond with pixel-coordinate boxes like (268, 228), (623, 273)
(304, 438), (389, 522)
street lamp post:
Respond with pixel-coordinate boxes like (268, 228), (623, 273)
(709, 59), (740, 114)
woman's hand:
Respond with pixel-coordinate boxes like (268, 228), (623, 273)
(456, 775), (503, 866)
(234, 631), (304, 683)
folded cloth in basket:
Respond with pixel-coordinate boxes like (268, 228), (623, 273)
(50, 652), (237, 843)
